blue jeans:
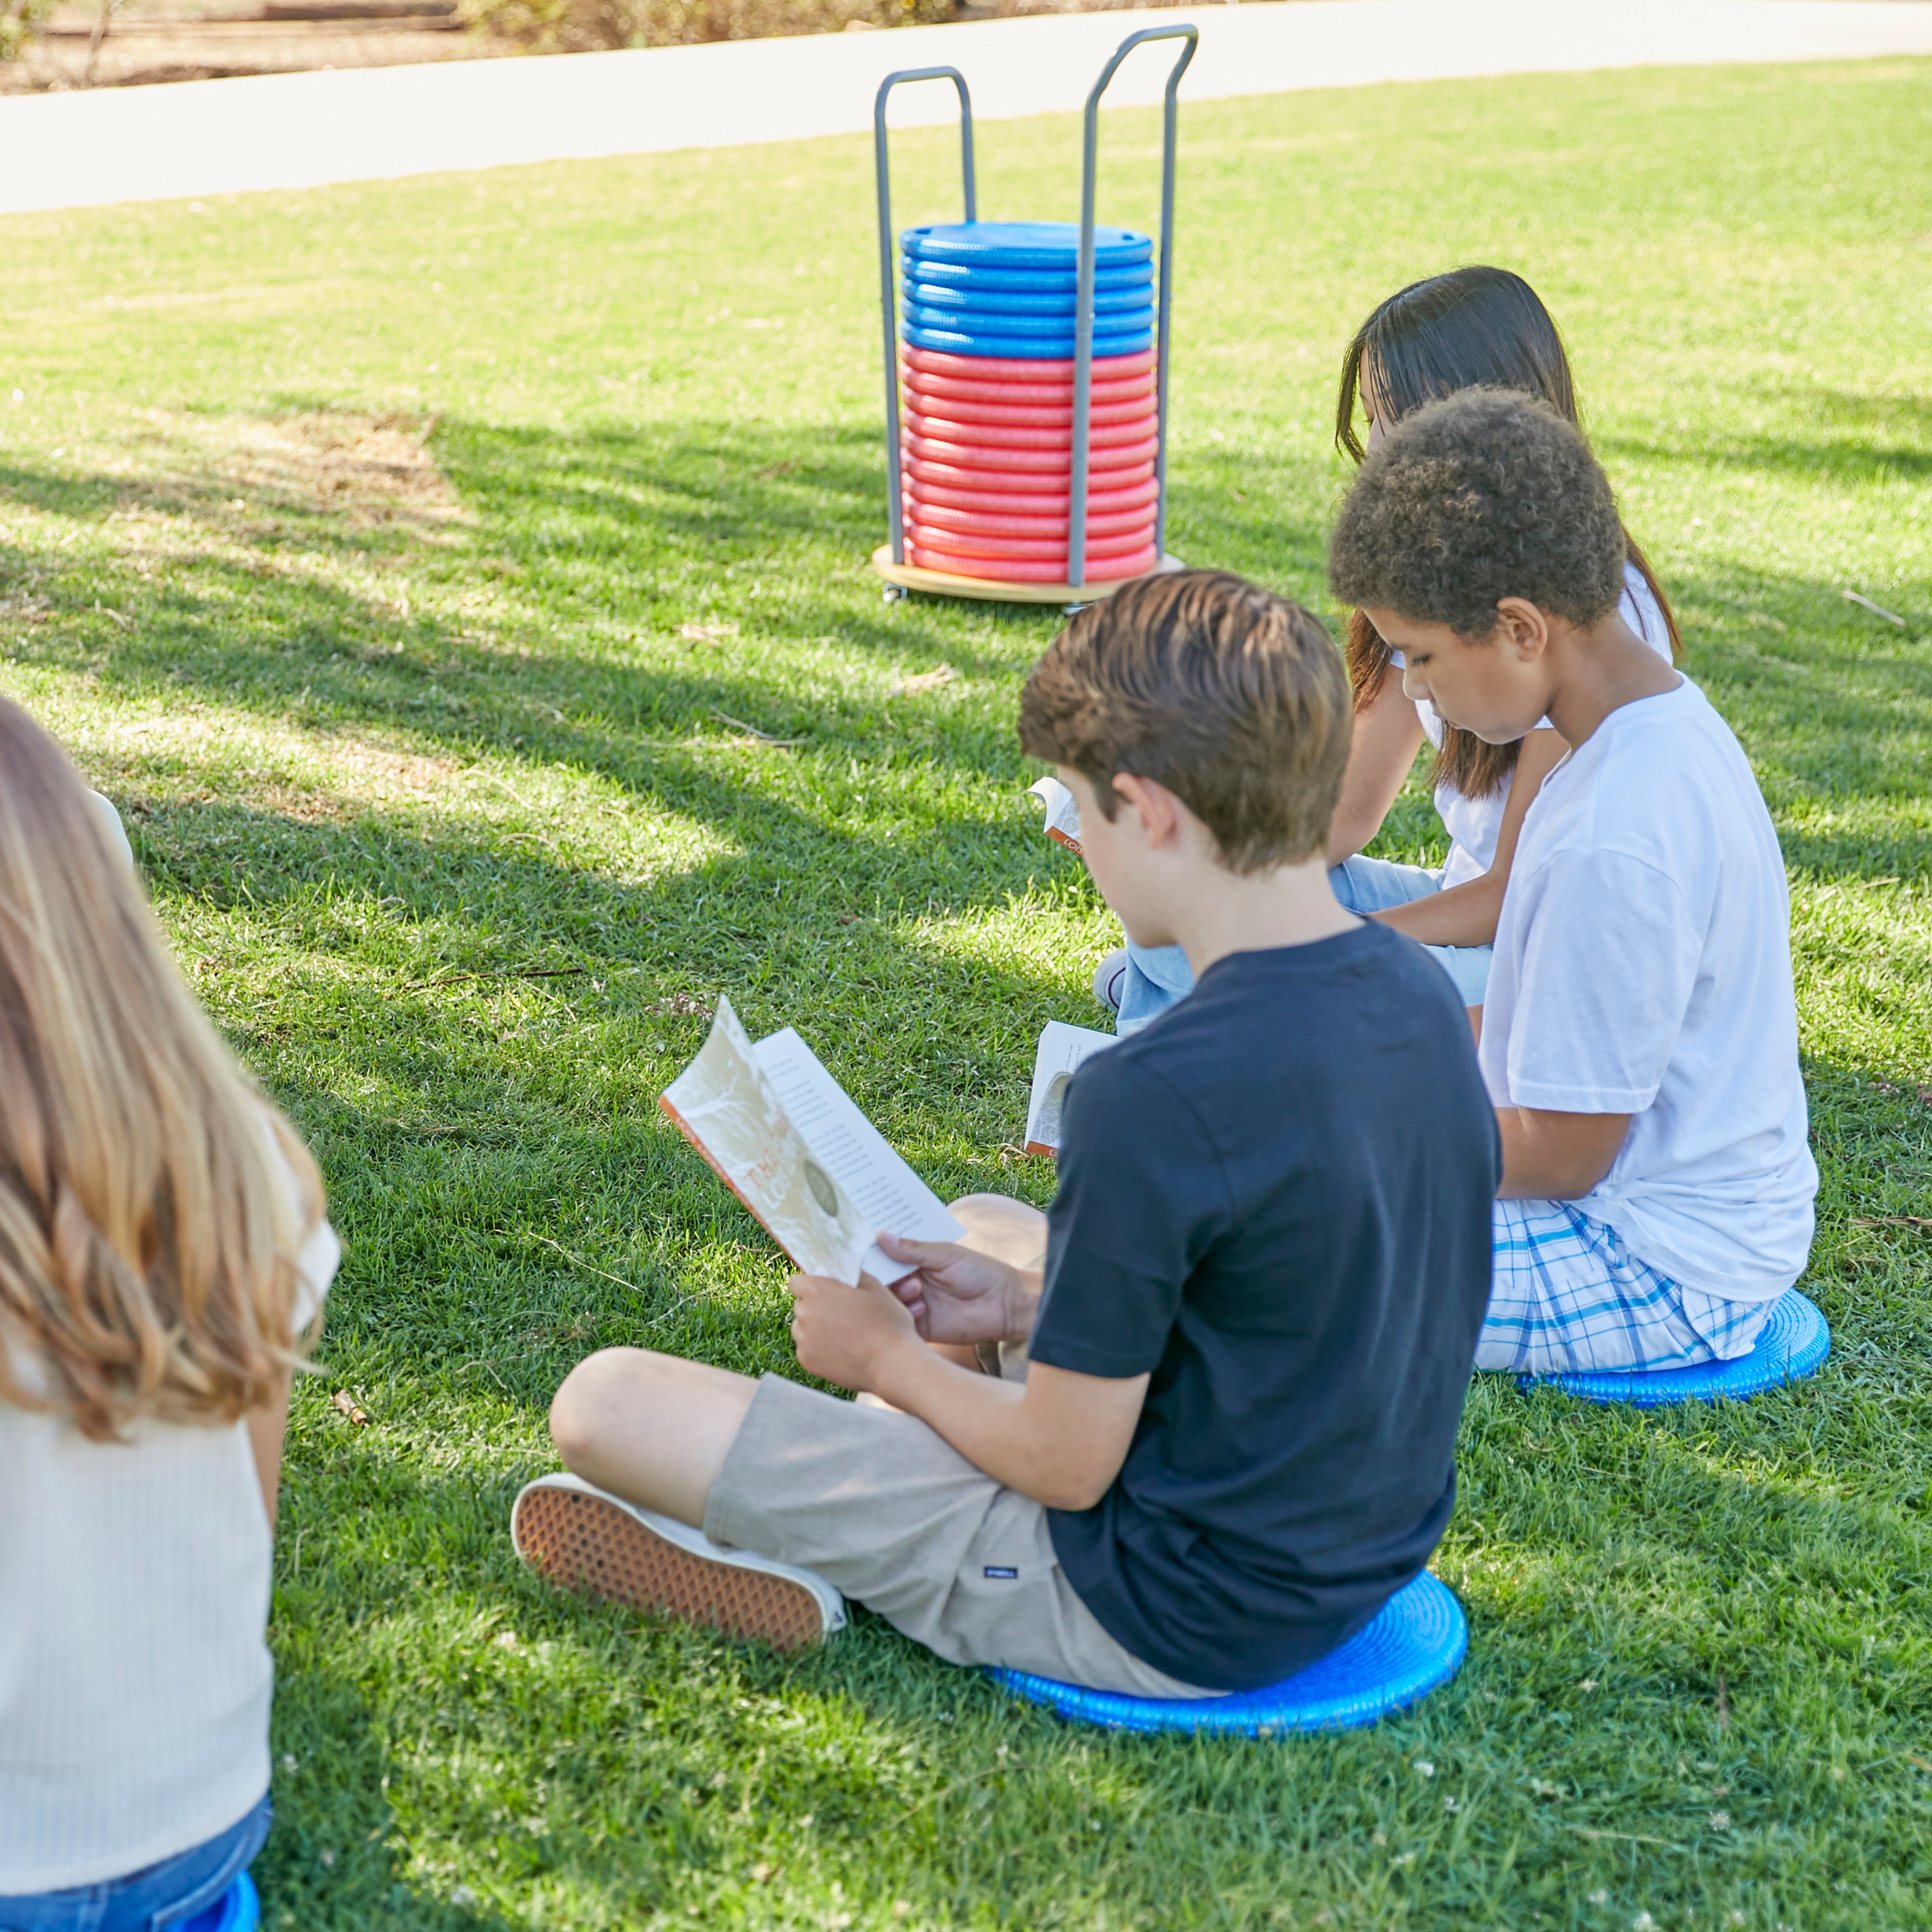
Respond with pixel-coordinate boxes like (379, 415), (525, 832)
(1115, 855), (1493, 1034)
(0, 1795), (270, 1932)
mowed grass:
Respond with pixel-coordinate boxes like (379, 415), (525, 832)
(3, 50), (1932, 1932)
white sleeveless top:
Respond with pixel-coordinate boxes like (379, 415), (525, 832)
(0, 1176), (339, 1893)
(1414, 563), (1673, 887)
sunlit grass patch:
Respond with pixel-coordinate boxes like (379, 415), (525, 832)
(3, 49), (1931, 1932)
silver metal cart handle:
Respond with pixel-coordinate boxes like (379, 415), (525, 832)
(1071, 24), (1197, 590)
(874, 68), (977, 567)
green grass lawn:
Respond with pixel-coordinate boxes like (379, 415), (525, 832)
(3, 49), (1932, 1932)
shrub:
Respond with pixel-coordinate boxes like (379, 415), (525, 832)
(0, 0), (56, 63)
(460, 0), (957, 54)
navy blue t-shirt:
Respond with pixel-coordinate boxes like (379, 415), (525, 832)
(1026, 924), (1500, 1691)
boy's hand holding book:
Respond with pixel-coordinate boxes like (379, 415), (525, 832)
(875, 1231), (1039, 1347)
(785, 1270), (923, 1393)
(786, 1236), (1040, 1392)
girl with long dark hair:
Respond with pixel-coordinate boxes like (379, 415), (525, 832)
(1106, 265), (1679, 1033)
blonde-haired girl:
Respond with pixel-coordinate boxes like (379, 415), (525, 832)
(0, 698), (339, 1926)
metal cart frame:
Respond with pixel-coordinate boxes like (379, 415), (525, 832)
(871, 23), (1197, 603)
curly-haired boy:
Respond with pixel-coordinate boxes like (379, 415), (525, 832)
(1331, 388), (1818, 1373)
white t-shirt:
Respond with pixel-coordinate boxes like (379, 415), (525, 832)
(86, 788), (135, 870)
(0, 1144), (340, 1893)
(1479, 677), (1817, 1300)
(1412, 562), (1673, 888)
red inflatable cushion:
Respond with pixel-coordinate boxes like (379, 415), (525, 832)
(903, 473), (1159, 516)
(902, 406), (1155, 453)
(903, 368), (1156, 410)
(899, 392), (1155, 430)
(903, 521), (1153, 563)
(907, 540), (1158, 583)
(905, 344), (1157, 384)
(904, 497), (1155, 540)
(902, 453), (1158, 494)
(902, 433), (1161, 474)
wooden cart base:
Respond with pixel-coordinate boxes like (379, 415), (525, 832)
(871, 545), (1185, 606)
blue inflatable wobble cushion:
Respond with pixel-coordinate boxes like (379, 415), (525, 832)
(903, 220), (1154, 270)
(902, 281), (1155, 318)
(180, 1873), (260, 1932)
(902, 325), (1156, 361)
(1518, 1288), (1829, 1409)
(987, 1570), (1467, 1735)
(903, 257), (1155, 294)
(902, 301), (1152, 341)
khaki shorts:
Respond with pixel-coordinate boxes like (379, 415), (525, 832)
(702, 1371), (1213, 1699)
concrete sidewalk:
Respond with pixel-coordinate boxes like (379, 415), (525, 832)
(3, 0), (1930, 216)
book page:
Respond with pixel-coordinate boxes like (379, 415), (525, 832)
(658, 994), (869, 1285)
(1027, 775), (1083, 855)
(1025, 1019), (1119, 1156)
(753, 1029), (964, 1284)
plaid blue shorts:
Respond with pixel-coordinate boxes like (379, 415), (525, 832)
(1477, 1200), (1775, 1375)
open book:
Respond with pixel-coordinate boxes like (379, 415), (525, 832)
(1027, 776), (1083, 855)
(1024, 1019), (1118, 1157)
(659, 995), (964, 1286)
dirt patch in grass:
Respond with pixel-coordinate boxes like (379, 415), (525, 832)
(324, 741), (468, 799)
(230, 747), (468, 823)
(184, 410), (468, 532)
(72, 407), (473, 548)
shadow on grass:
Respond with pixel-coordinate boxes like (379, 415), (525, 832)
(9, 412), (1931, 882)
(1650, 566), (1932, 881)
(131, 788), (1090, 1378)
(129, 779), (1096, 1065)
(0, 407), (1342, 792)
(2, 426), (1021, 783)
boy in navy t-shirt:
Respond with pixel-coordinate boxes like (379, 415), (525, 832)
(520, 570), (1500, 1693)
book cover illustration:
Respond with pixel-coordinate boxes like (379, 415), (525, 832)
(660, 996), (964, 1285)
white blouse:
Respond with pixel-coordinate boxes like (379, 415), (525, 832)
(0, 1172), (339, 1893)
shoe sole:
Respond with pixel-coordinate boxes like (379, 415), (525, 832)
(512, 1484), (828, 1652)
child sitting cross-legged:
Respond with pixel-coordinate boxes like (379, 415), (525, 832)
(1328, 390), (1819, 1374)
(518, 570), (1501, 1692)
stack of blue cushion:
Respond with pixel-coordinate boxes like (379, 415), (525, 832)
(900, 220), (1155, 360)
(895, 220), (1164, 584)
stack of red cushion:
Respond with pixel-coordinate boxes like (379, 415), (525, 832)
(900, 345), (1160, 584)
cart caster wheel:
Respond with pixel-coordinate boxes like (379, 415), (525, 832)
(1063, 600), (1091, 616)
(882, 584), (907, 604)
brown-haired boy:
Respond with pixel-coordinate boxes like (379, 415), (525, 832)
(517, 570), (1500, 1694)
